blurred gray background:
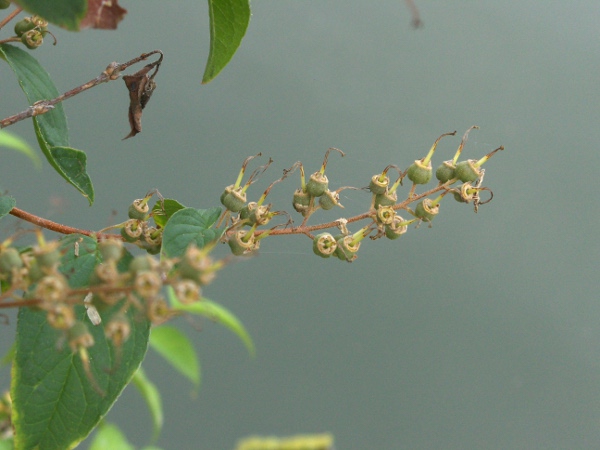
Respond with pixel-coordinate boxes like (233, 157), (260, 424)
(2, 1), (600, 449)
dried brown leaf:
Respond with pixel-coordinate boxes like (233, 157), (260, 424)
(80, 0), (127, 30)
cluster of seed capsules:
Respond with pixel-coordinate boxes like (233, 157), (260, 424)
(8, 14), (52, 50)
(220, 127), (503, 262)
(0, 230), (221, 391)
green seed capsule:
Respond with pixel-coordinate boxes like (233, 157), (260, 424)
(292, 188), (312, 215)
(306, 172), (328, 197)
(0, 247), (23, 274)
(227, 230), (259, 256)
(454, 160), (481, 183)
(319, 190), (341, 211)
(368, 174), (389, 195)
(312, 233), (337, 258)
(220, 185), (247, 212)
(14, 17), (35, 37)
(334, 235), (360, 262)
(21, 29), (43, 49)
(98, 239), (124, 262)
(384, 215), (408, 240)
(128, 199), (150, 221)
(121, 219), (143, 242)
(414, 198), (439, 222)
(407, 159), (432, 185)
(373, 190), (397, 209)
(435, 160), (456, 183)
(375, 205), (395, 225)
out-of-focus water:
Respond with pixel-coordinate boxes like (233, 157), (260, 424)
(2, 1), (600, 449)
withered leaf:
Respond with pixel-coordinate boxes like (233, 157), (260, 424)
(122, 64), (157, 140)
(80, 0), (127, 30)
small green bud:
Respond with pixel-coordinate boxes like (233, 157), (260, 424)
(407, 159), (432, 185)
(319, 190), (341, 211)
(121, 219), (143, 242)
(435, 160), (456, 183)
(34, 241), (61, 270)
(0, 247), (23, 273)
(98, 238), (124, 262)
(220, 185), (247, 212)
(375, 205), (395, 225)
(21, 29), (43, 49)
(452, 183), (476, 203)
(129, 254), (155, 274)
(292, 188), (312, 216)
(454, 160), (482, 183)
(312, 233), (337, 258)
(14, 17), (35, 37)
(373, 190), (397, 209)
(0, 0), (12, 10)
(334, 235), (360, 262)
(228, 230), (259, 256)
(128, 198), (150, 221)
(384, 215), (408, 240)
(368, 174), (389, 195)
(306, 172), (328, 197)
(414, 198), (439, 222)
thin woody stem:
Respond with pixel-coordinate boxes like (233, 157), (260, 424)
(9, 207), (120, 240)
(0, 50), (163, 128)
(263, 180), (451, 236)
(0, 7), (23, 30)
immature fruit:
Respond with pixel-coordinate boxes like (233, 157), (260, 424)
(21, 29), (44, 49)
(312, 233), (337, 258)
(407, 159), (432, 185)
(306, 172), (328, 197)
(454, 160), (482, 183)
(0, 0), (12, 10)
(414, 198), (439, 222)
(368, 174), (389, 195)
(435, 160), (456, 183)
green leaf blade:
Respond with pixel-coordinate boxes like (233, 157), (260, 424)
(0, 195), (16, 221)
(170, 292), (254, 357)
(161, 207), (223, 258)
(149, 325), (200, 387)
(0, 130), (41, 169)
(131, 367), (164, 442)
(11, 235), (150, 450)
(14, 0), (87, 31)
(0, 44), (94, 204)
(202, 0), (251, 83)
(89, 422), (134, 450)
(152, 198), (186, 229)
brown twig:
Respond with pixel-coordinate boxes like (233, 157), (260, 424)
(0, 50), (163, 128)
(0, 7), (23, 31)
(263, 180), (451, 236)
(9, 206), (120, 240)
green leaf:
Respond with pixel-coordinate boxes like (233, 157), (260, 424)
(161, 207), (223, 258)
(149, 325), (200, 388)
(14, 0), (87, 31)
(1, 343), (15, 367)
(0, 44), (94, 204)
(0, 195), (16, 221)
(11, 235), (150, 450)
(169, 290), (254, 356)
(0, 438), (14, 450)
(0, 129), (41, 169)
(202, 0), (251, 84)
(89, 422), (134, 450)
(131, 367), (163, 442)
(152, 198), (186, 229)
